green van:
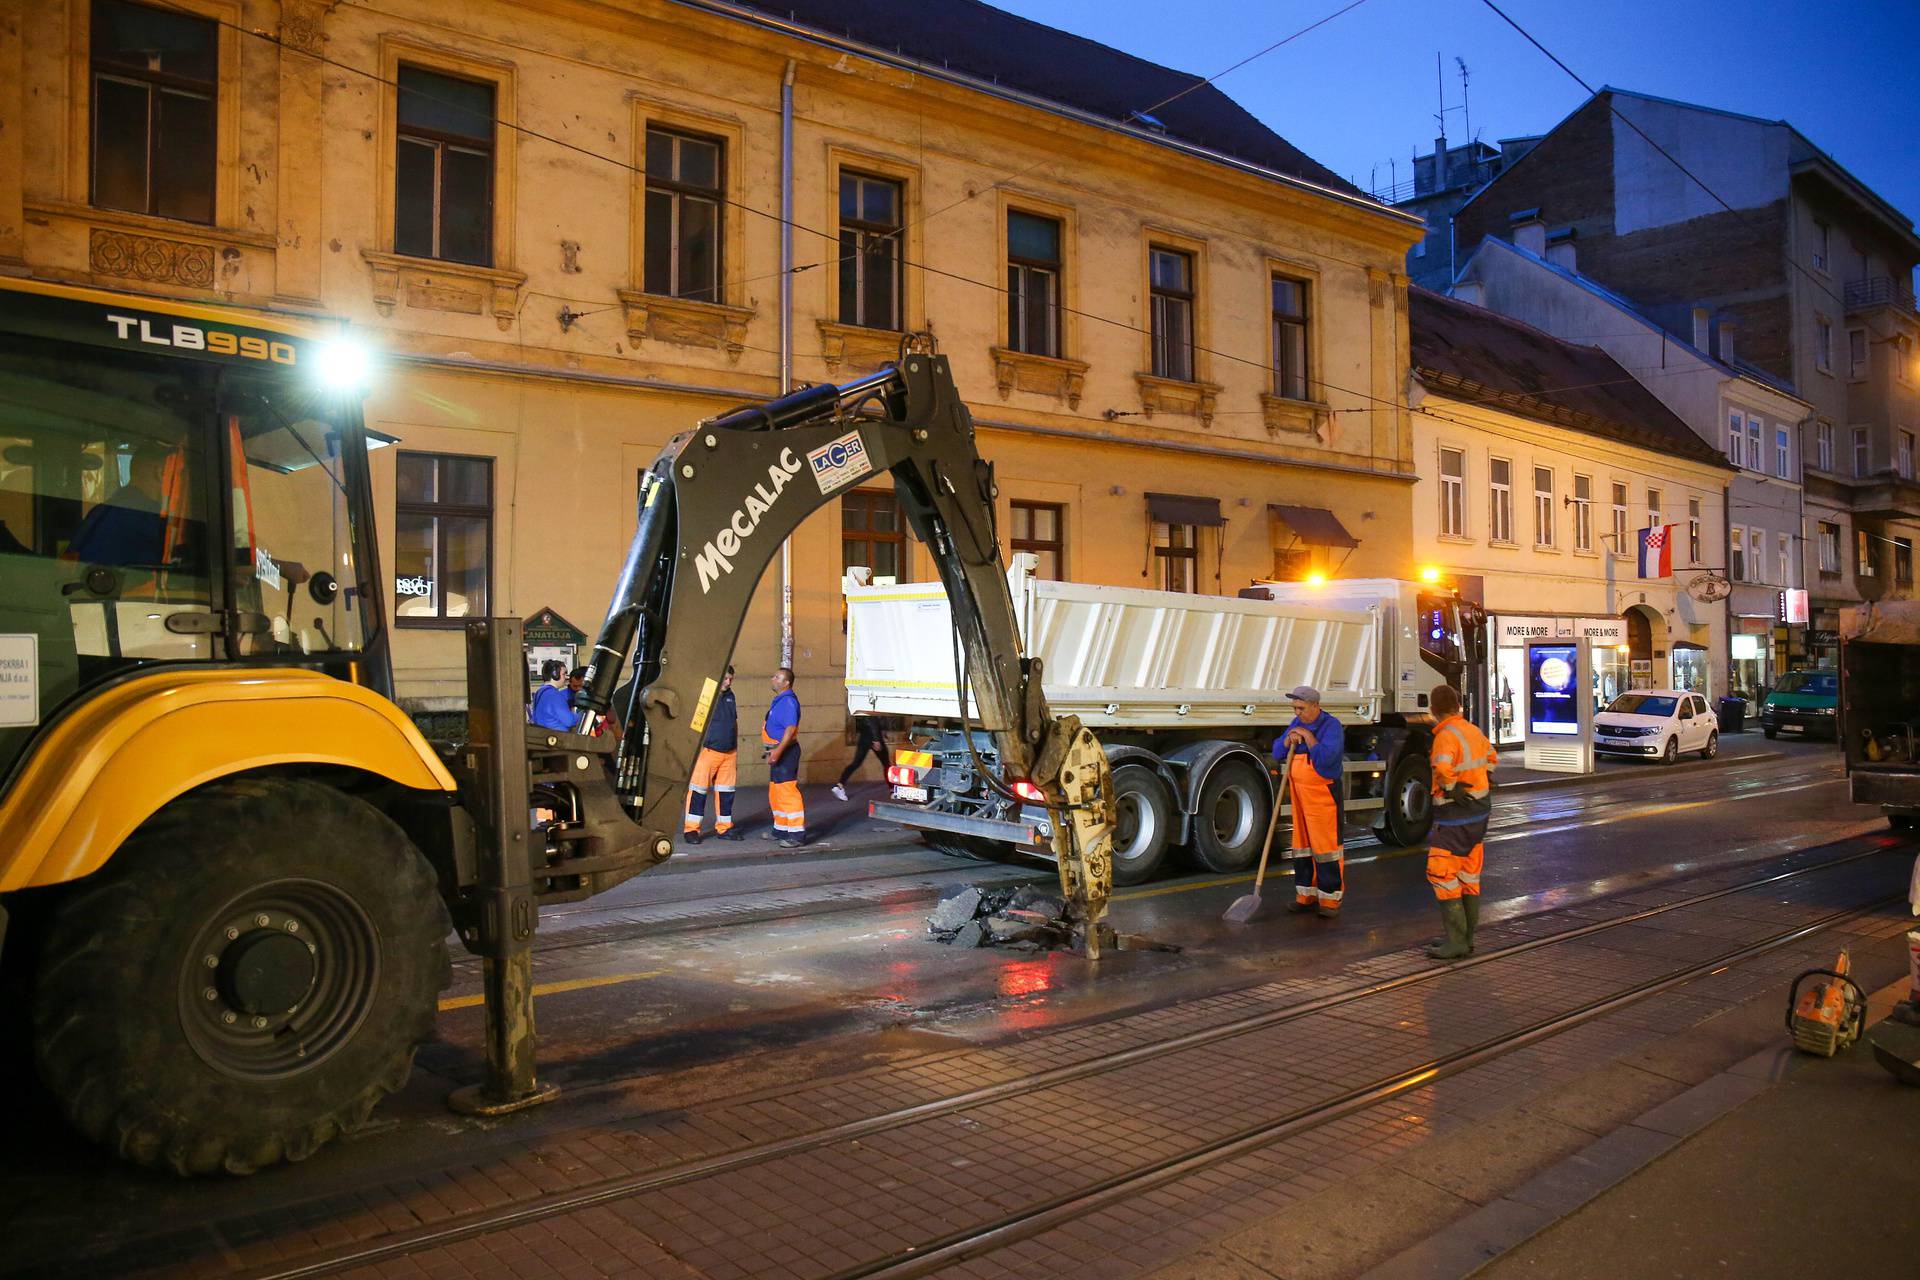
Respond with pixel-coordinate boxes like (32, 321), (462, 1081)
(1760, 670), (1839, 739)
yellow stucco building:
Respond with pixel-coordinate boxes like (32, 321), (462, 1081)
(1, 0), (1423, 777)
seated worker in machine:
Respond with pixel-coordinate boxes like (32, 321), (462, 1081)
(1277, 684), (1346, 918)
(67, 443), (173, 567)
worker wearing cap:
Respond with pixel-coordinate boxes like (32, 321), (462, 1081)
(1424, 682), (1497, 959)
(1276, 684), (1346, 918)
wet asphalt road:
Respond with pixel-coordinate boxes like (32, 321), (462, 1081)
(417, 741), (1868, 1092)
(0, 737), (1884, 1259)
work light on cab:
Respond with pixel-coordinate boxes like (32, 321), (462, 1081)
(312, 336), (371, 393)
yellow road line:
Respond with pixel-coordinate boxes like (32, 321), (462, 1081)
(438, 969), (667, 1011)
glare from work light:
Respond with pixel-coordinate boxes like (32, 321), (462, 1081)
(1306, 572), (1328, 587)
(1419, 565), (1442, 583)
(1616, 643), (1630, 653)
(313, 338), (371, 392)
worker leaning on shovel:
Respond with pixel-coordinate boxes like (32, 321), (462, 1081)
(1423, 682), (1497, 960)
(1277, 685), (1346, 919)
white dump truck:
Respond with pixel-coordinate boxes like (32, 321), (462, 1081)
(846, 557), (1488, 883)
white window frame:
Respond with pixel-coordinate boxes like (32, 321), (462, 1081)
(1726, 409), (1744, 466)
(1859, 529), (1877, 578)
(1817, 316), (1833, 373)
(1812, 219), (1828, 272)
(1818, 522), (1840, 573)
(1849, 327), (1868, 379)
(1749, 528), (1765, 585)
(1688, 498), (1701, 564)
(1647, 488), (1663, 531)
(1745, 418), (1763, 471)
(1816, 421), (1834, 473)
(1611, 481), (1628, 557)
(1489, 456), (1514, 544)
(1855, 427), (1871, 478)
(1775, 426), (1790, 478)
(1533, 465), (1554, 548)
(1438, 446), (1466, 538)
(1730, 524), (1746, 581)
(1901, 430), (1915, 480)
(1573, 472), (1593, 552)
(1778, 532), (1791, 588)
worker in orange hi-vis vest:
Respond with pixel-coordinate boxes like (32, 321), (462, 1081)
(1276, 685), (1347, 919)
(1424, 683), (1497, 960)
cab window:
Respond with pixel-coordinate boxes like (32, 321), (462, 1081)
(0, 339), (217, 774)
(222, 377), (366, 658)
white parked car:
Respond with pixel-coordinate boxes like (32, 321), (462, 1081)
(1593, 689), (1719, 765)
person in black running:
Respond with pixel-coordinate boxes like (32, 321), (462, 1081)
(831, 715), (892, 802)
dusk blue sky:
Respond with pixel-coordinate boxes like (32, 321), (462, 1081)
(991, 0), (1920, 230)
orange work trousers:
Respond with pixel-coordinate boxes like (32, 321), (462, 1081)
(769, 779), (805, 836)
(1425, 802), (1487, 901)
(1289, 753), (1344, 911)
(683, 748), (737, 832)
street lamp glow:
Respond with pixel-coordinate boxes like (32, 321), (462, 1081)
(312, 337), (371, 393)
(1419, 565), (1442, 583)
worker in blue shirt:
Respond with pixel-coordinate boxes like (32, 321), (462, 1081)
(1275, 684), (1347, 918)
(529, 659), (575, 732)
(68, 445), (170, 566)
(763, 666), (805, 848)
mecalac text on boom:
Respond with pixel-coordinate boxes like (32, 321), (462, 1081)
(693, 448), (806, 593)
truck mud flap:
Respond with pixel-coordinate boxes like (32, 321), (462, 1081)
(868, 801), (1039, 846)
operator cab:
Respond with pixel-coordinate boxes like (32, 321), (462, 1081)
(0, 280), (385, 779)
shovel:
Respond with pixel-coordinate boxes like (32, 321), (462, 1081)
(1224, 743), (1296, 924)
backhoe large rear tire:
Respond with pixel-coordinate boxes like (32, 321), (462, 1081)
(31, 777), (450, 1176)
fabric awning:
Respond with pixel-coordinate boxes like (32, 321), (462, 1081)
(1268, 504), (1359, 548)
(1146, 492), (1225, 528)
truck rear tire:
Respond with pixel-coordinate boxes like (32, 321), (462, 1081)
(1383, 752), (1433, 847)
(1109, 764), (1173, 886)
(31, 777), (451, 1176)
(1188, 759), (1272, 874)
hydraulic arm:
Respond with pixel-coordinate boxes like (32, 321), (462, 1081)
(575, 351), (1113, 929)
(451, 350), (1113, 1112)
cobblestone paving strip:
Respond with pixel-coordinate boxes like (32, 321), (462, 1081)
(251, 851), (1905, 1280)
(22, 839), (1893, 1280)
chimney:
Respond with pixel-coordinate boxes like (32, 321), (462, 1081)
(1545, 228), (1577, 271)
(1509, 207), (1546, 256)
(1452, 280), (1486, 307)
(1691, 308), (1710, 351)
(1718, 322), (1736, 362)
(1434, 136), (1449, 189)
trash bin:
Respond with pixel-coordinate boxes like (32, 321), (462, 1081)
(1716, 695), (1747, 733)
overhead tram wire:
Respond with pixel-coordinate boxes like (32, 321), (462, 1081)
(150, 0), (1485, 437)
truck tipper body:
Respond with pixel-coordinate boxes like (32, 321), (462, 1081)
(847, 557), (1487, 883)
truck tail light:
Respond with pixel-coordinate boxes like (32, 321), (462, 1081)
(887, 764), (921, 786)
(1012, 779), (1047, 803)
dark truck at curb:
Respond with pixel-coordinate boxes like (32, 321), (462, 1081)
(1839, 603), (1920, 829)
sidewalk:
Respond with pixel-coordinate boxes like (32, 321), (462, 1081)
(675, 735), (1806, 869)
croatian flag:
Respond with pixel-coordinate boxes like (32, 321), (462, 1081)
(1638, 524), (1673, 578)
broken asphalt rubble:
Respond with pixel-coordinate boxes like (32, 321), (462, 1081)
(928, 883), (1179, 954)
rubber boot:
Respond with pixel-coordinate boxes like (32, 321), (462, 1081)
(1424, 899), (1472, 960)
(1462, 894), (1480, 951)
(1287, 855), (1317, 912)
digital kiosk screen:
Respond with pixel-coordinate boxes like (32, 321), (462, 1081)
(1527, 643), (1580, 737)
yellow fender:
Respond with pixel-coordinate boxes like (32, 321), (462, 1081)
(0, 668), (456, 892)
